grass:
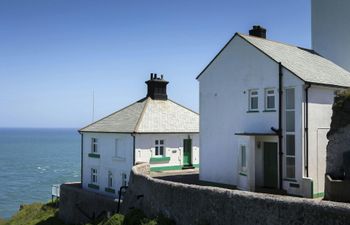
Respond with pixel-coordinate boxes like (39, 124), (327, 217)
(2, 202), (175, 225)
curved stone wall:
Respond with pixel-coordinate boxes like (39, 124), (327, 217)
(122, 163), (350, 225)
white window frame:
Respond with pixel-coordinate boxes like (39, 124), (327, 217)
(248, 89), (259, 111)
(107, 171), (113, 188)
(91, 168), (98, 184)
(265, 88), (276, 110)
(91, 138), (98, 153)
(240, 145), (247, 173)
(154, 139), (165, 157)
(285, 88), (296, 179)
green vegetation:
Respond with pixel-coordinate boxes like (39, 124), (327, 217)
(2, 202), (175, 225)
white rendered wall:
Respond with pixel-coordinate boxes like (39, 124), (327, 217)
(135, 133), (199, 169)
(198, 35), (305, 195)
(312, 0), (350, 71)
(82, 132), (133, 197)
(307, 86), (340, 196)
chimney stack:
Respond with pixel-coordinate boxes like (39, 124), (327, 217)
(249, 25), (267, 39)
(145, 73), (169, 100)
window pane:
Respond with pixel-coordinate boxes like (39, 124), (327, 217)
(286, 157), (295, 178)
(286, 111), (295, 132)
(155, 140), (158, 145)
(267, 90), (274, 95)
(267, 96), (275, 109)
(160, 146), (164, 155)
(251, 97), (258, 110)
(241, 146), (246, 168)
(286, 135), (295, 156)
(286, 89), (295, 110)
(155, 146), (159, 155)
(160, 140), (164, 145)
(251, 91), (258, 95)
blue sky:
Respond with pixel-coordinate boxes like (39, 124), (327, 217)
(0, 0), (310, 128)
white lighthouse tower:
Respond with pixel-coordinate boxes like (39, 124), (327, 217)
(312, 0), (350, 72)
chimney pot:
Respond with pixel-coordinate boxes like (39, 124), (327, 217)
(249, 25), (267, 39)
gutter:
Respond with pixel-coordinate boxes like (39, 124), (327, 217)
(278, 62), (284, 190)
(304, 83), (311, 177)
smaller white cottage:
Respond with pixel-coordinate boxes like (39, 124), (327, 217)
(79, 74), (199, 197)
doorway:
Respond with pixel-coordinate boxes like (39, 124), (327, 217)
(263, 142), (278, 188)
(183, 139), (192, 167)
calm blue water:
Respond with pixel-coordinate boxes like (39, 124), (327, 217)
(0, 128), (80, 219)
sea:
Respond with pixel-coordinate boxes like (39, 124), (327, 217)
(0, 128), (81, 219)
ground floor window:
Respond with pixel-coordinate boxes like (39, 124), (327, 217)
(240, 145), (247, 173)
(154, 139), (164, 156)
(91, 168), (98, 184)
(108, 171), (113, 188)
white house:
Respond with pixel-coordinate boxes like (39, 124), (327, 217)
(197, 26), (350, 198)
(79, 74), (199, 197)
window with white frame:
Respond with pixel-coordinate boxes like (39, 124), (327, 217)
(265, 88), (276, 110)
(114, 139), (125, 158)
(107, 171), (113, 188)
(91, 138), (98, 153)
(91, 168), (98, 184)
(154, 140), (164, 156)
(285, 88), (296, 179)
(240, 145), (247, 173)
(249, 90), (259, 111)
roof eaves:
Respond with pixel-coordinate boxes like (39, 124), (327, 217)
(196, 33), (239, 80)
(78, 97), (147, 132)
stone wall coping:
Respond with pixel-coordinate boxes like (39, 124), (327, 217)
(132, 163), (350, 212)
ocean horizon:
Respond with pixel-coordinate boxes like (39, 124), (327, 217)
(0, 128), (81, 219)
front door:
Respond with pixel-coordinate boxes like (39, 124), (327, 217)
(263, 142), (278, 188)
(183, 139), (192, 166)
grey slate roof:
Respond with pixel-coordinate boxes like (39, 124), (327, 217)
(198, 33), (350, 87)
(79, 97), (199, 133)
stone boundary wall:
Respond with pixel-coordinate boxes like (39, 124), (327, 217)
(59, 182), (118, 224)
(122, 163), (350, 225)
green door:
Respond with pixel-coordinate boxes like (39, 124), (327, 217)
(183, 139), (192, 166)
(263, 142), (278, 188)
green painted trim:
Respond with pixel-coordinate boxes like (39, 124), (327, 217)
(246, 110), (259, 113)
(88, 183), (99, 190)
(105, 187), (116, 194)
(193, 164), (199, 168)
(150, 165), (182, 171)
(313, 192), (324, 198)
(311, 180), (314, 198)
(263, 109), (277, 112)
(150, 156), (171, 163)
(88, 153), (100, 158)
(239, 172), (247, 176)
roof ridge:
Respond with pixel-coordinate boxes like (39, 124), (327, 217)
(168, 99), (199, 115)
(237, 33), (304, 49)
(133, 97), (151, 133)
(79, 97), (147, 133)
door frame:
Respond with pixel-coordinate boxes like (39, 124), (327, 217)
(183, 138), (192, 166)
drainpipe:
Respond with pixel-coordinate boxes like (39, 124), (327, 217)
(278, 62), (284, 190)
(304, 83), (311, 177)
(81, 133), (84, 185)
(131, 133), (136, 165)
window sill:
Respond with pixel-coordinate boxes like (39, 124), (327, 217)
(105, 187), (116, 194)
(246, 110), (259, 113)
(263, 109), (276, 112)
(88, 183), (99, 190)
(112, 157), (126, 161)
(88, 153), (100, 158)
(239, 172), (247, 176)
(150, 156), (171, 163)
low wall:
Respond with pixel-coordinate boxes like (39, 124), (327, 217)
(325, 175), (350, 203)
(122, 163), (350, 225)
(59, 182), (118, 224)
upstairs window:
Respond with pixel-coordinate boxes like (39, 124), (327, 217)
(154, 140), (164, 156)
(249, 90), (259, 111)
(265, 88), (276, 110)
(91, 138), (98, 153)
(91, 168), (98, 184)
